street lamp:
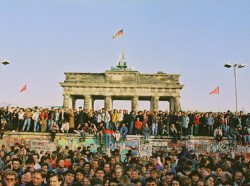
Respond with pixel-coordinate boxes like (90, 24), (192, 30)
(224, 63), (247, 112)
(0, 60), (10, 65)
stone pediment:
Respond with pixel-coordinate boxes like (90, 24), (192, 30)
(61, 71), (182, 87)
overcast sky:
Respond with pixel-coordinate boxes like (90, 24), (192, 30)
(0, 0), (249, 112)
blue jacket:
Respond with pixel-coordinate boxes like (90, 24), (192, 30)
(120, 126), (128, 134)
(206, 116), (215, 126)
(181, 116), (190, 128)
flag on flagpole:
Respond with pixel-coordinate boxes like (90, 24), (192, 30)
(113, 29), (123, 39)
(19, 84), (27, 93)
(209, 86), (219, 95)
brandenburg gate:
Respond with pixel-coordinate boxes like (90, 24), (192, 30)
(60, 62), (183, 111)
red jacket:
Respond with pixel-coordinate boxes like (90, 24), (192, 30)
(40, 111), (48, 120)
(104, 129), (114, 134)
(135, 121), (142, 129)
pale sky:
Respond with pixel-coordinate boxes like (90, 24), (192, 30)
(0, 0), (249, 112)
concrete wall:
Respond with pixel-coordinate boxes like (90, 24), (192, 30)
(2, 132), (250, 161)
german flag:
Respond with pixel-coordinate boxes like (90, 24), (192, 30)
(113, 29), (123, 39)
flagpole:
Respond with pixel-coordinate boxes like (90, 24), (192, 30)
(23, 82), (27, 108)
(218, 92), (220, 112)
(121, 29), (124, 54)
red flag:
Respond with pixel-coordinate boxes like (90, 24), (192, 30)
(209, 86), (219, 95)
(19, 84), (27, 93)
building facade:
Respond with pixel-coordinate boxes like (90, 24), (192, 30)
(60, 63), (183, 111)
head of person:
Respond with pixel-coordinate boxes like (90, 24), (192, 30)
(145, 177), (158, 186)
(179, 176), (192, 186)
(48, 173), (63, 186)
(95, 168), (105, 181)
(220, 171), (232, 184)
(89, 177), (102, 186)
(204, 175), (217, 186)
(182, 166), (192, 177)
(83, 162), (91, 172)
(189, 170), (201, 184)
(56, 158), (65, 169)
(25, 158), (36, 171)
(24, 171), (33, 183)
(75, 168), (85, 183)
(110, 156), (116, 165)
(108, 178), (119, 186)
(164, 172), (174, 185)
(115, 167), (123, 179)
(118, 175), (130, 184)
(171, 176), (181, 186)
(197, 179), (205, 186)
(91, 159), (99, 170)
(234, 170), (243, 185)
(20, 173), (25, 184)
(151, 156), (158, 166)
(32, 169), (46, 186)
(63, 170), (75, 185)
(103, 163), (110, 173)
(150, 168), (159, 179)
(201, 170), (210, 181)
(215, 165), (223, 177)
(41, 163), (49, 173)
(131, 169), (141, 180)
(165, 157), (172, 165)
(33, 154), (40, 163)
(12, 158), (21, 170)
(4, 171), (19, 186)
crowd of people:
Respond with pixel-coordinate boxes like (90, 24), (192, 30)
(0, 106), (250, 185)
(0, 140), (250, 186)
(0, 107), (250, 146)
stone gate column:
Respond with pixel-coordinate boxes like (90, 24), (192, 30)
(68, 96), (73, 109)
(150, 96), (159, 111)
(174, 96), (181, 111)
(84, 95), (93, 111)
(72, 96), (76, 109)
(105, 96), (112, 111)
(63, 94), (70, 109)
(131, 96), (138, 112)
(92, 98), (95, 111)
(169, 97), (175, 111)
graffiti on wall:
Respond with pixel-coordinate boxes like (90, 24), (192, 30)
(30, 139), (56, 154)
(0, 134), (56, 154)
(3, 133), (250, 160)
(139, 144), (152, 158)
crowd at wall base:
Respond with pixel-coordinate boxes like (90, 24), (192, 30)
(1, 132), (250, 185)
(1, 132), (250, 158)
